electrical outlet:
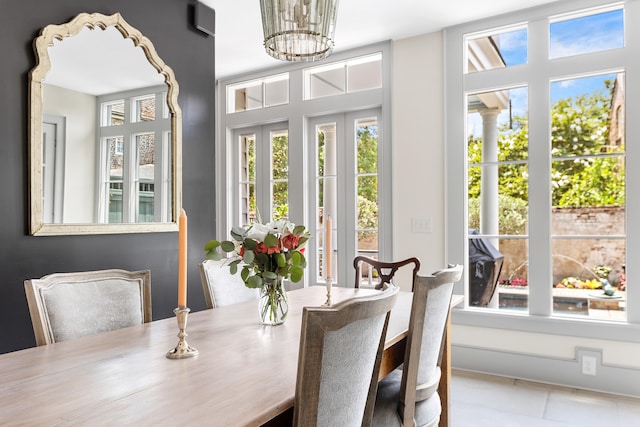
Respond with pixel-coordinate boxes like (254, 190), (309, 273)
(577, 347), (601, 377)
(582, 355), (597, 376)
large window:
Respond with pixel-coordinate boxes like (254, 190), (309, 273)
(98, 86), (171, 223)
(446, 0), (638, 330)
(219, 44), (391, 286)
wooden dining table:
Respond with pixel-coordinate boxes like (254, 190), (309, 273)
(0, 286), (461, 426)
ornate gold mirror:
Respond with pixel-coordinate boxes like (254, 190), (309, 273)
(29, 12), (182, 235)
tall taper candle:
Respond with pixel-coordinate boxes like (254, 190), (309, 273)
(325, 215), (332, 279)
(178, 209), (188, 308)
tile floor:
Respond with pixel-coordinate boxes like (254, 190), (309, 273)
(450, 370), (640, 427)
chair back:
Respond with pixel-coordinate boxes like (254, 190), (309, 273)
(398, 264), (463, 425)
(199, 259), (260, 308)
(353, 256), (421, 290)
(293, 285), (399, 427)
(24, 269), (152, 346)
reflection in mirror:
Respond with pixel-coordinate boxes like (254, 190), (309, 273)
(29, 12), (182, 235)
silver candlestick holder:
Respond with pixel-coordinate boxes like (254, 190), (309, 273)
(323, 277), (333, 306)
(166, 306), (199, 359)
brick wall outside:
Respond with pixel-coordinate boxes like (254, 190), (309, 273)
(499, 206), (626, 286)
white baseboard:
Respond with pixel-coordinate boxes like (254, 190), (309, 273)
(452, 344), (640, 398)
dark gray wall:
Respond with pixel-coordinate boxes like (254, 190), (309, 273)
(0, 0), (216, 353)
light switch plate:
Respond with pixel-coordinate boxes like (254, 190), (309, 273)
(411, 217), (432, 233)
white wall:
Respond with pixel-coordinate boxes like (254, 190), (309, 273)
(43, 84), (96, 223)
(391, 32), (640, 397)
(391, 32), (445, 282)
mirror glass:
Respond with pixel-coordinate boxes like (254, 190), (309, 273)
(29, 12), (182, 235)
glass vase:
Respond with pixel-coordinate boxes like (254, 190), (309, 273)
(259, 277), (288, 325)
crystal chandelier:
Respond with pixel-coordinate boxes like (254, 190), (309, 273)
(259, 0), (340, 62)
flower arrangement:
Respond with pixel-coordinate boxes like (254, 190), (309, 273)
(204, 220), (310, 288)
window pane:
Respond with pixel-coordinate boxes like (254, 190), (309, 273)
(467, 86), (528, 309)
(550, 7), (624, 59)
(356, 118), (379, 258)
(136, 133), (155, 223)
(265, 75), (289, 107)
(134, 95), (155, 122)
(497, 237), (529, 311)
(107, 137), (124, 223)
(316, 123), (337, 280)
(552, 238), (626, 321)
(101, 100), (124, 126)
(551, 73), (623, 157)
(466, 26), (527, 73)
(467, 87), (529, 236)
(347, 54), (382, 93)
(271, 130), (288, 220)
(357, 231), (378, 253)
(357, 121), (378, 174)
(228, 81), (263, 113)
(240, 134), (256, 225)
(551, 73), (625, 226)
(306, 64), (345, 99)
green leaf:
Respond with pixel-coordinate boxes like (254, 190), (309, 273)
(275, 253), (286, 267)
(230, 227), (246, 241)
(293, 225), (306, 236)
(298, 252), (307, 268)
(264, 233), (279, 247)
(247, 275), (263, 288)
(298, 236), (309, 246)
(229, 263), (238, 275)
(243, 250), (255, 264)
(241, 267), (250, 282)
(291, 251), (301, 267)
(204, 250), (222, 261)
(262, 271), (277, 280)
(203, 240), (221, 251)
(290, 267), (303, 282)
(244, 238), (258, 250)
(220, 241), (236, 252)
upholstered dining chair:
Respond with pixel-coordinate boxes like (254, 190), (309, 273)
(199, 259), (260, 308)
(354, 256), (421, 290)
(24, 269), (152, 346)
(372, 264), (463, 427)
(293, 284), (399, 427)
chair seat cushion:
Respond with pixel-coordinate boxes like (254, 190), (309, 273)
(372, 369), (442, 427)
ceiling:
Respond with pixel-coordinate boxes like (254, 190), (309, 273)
(202, 0), (566, 80)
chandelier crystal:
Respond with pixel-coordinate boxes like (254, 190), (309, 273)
(259, 0), (340, 62)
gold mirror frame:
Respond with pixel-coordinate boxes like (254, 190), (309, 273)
(29, 12), (182, 236)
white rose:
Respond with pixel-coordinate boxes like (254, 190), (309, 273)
(246, 223), (271, 241)
(269, 220), (293, 234)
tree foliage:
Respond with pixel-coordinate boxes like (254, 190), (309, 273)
(468, 195), (528, 235)
(469, 82), (625, 209)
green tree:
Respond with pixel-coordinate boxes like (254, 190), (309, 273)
(550, 87), (623, 206)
